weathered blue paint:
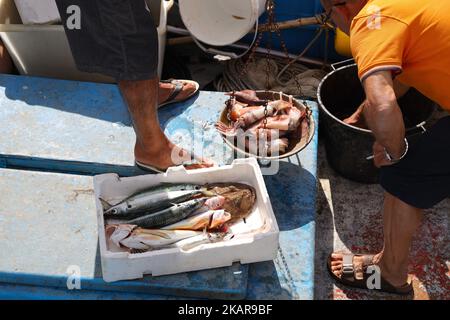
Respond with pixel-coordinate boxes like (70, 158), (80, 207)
(0, 168), (248, 300)
(0, 74), (319, 299)
(246, 104), (319, 300)
(0, 282), (184, 300)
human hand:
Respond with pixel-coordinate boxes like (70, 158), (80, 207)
(372, 141), (392, 168)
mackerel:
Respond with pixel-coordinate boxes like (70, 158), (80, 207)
(125, 198), (207, 229)
(101, 184), (209, 217)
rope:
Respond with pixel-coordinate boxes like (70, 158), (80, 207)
(214, 53), (327, 100)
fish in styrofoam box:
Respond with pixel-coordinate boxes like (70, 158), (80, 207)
(93, 158), (279, 282)
(14, 0), (61, 25)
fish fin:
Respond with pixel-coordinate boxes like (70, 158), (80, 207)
(148, 230), (172, 239)
(99, 197), (113, 210)
(201, 189), (216, 197)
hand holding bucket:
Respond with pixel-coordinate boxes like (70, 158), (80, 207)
(178, 0), (267, 59)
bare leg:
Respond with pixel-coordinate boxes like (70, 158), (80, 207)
(331, 192), (423, 287)
(377, 192), (423, 286)
(0, 39), (12, 74)
(119, 78), (212, 170)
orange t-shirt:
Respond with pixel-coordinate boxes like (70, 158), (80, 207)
(350, 0), (450, 111)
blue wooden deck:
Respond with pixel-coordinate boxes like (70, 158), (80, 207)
(0, 74), (319, 300)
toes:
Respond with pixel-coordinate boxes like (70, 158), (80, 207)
(331, 265), (341, 272)
(331, 253), (343, 261)
(332, 270), (341, 277)
(331, 261), (342, 267)
(182, 82), (196, 96)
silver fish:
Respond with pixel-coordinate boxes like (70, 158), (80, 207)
(124, 198), (208, 229)
(117, 228), (202, 250)
(101, 184), (209, 217)
(172, 231), (233, 251)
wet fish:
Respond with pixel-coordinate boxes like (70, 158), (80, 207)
(101, 184), (209, 217)
(125, 198), (208, 229)
(110, 226), (202, 250)
(206, 183), (256, 223)
(106, 224), (137, 247)
(162, 210), (231, 231)
(172, 231), (233, 251)
(191, 195), (226, 215)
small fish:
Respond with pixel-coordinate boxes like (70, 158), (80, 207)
(106, 224), (137, 247)
(192, 195), (226, 215)
(162, 210), (231, 231)
(119, 228), (202, 250)
(172, 232), (232, 251)
(101, 184), (210, 217)
(124, 198), (208, 229)
(206, 183), (256, 223)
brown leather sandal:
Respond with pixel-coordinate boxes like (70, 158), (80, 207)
(159, 79), (200, 108)
(327, 253), (413, 295)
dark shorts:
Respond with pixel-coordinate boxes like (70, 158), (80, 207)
(380, 116), (450, 209)
(55, 0), (158, 81)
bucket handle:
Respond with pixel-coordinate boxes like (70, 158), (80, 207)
(189, 0), (266, 60)
(331, 58), (355, 71)
(365, 121), (428, 161)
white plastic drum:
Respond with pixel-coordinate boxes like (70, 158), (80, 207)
(178, 0), (266, 46)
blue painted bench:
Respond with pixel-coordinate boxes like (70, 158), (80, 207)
(0, 74), (318, 300)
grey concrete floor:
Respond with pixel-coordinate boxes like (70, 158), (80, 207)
(314, 140), (450, 300)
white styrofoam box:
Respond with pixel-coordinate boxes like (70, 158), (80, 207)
(93, 158), (279, 282)
(14, 0), (60, 25)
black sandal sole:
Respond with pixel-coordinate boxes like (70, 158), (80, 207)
(327, 253), (414, 295)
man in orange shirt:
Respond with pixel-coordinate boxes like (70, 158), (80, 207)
(321, 0), (450, 295)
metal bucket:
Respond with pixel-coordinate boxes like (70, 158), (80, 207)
(218, 91), (315, 161)
(317, 63), (437, 184)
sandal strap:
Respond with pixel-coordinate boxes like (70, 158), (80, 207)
(342, 254), (355, 276)
(164, 80), (184, 103)
(362, 254), (375, 267)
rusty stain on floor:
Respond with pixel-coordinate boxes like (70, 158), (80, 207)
(314, 142), (450, 300)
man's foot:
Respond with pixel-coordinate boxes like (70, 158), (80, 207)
(135, 135), (213, 171)
(158, 80), (198, 106)
(329, 252), (411, 290)
(330, 252), (381, 280)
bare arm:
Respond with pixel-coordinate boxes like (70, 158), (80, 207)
(344, 78), (410, 129)
(362, 71), (406, 159)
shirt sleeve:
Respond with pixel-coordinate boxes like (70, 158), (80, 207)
(350, 15), (408, 82)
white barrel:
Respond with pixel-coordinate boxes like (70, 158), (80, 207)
(178, 0), (266, 46)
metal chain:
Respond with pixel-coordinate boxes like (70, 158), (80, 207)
(234, 0), (321, 128)
(268, 2), (304, 95)
(262, 0), (277, 128)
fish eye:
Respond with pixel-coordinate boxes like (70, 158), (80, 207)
(111, 209), (117, 214)
(127, 205), (132, 209)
